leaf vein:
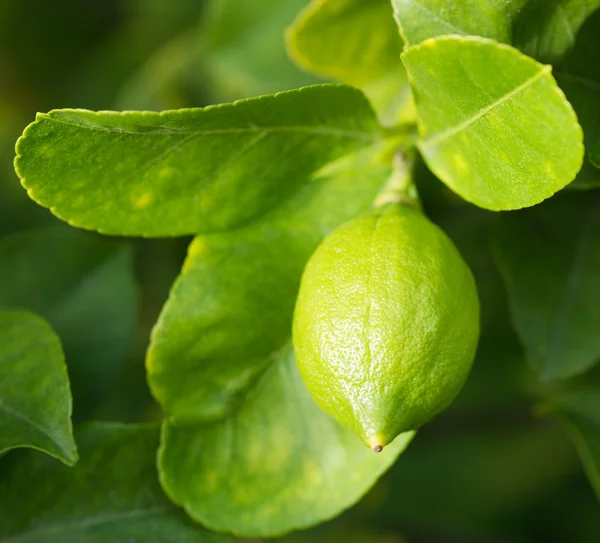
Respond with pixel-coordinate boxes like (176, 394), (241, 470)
(0, 397), (65, 457)
(42, 115), (376, 142)
(420, 65), (552, 149)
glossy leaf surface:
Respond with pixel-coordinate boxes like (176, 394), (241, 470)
(147, 148), (390, 420)
(392, 0), (600, 64)
(287, 0), (413, 124)
(160, 345), (413, 537)
(392, 0), (600, 187)
(493, 192), (600, 380)
(550, 388), (600, 500)
(0, 423), (228, 542)
(15, 85), (378, 237)
(0, 228), (138, 418)
(288, 0), (402, 86)
(149, 147), (413, 536)
(402, 36), (583, 210)
(0, 309), (77, 465)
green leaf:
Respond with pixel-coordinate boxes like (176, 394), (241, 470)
(148, 147), (408, 536)
(287, 0), (402, 85)
(147, 147), (390, 420)
(594, 139), (600, 168)
(287, 0), (413, 125)
(493, 192), (600, 381)
(548, 388), (600, 500)
(402, 36), (583, 210)
(15, 84), (378, 237)
(392, 0), (600, 187)
(392, 0), (600, 64)
(0, 309), (77, 465)
(0, 423), (228, 542)
(0, 228), (139, 419)
(159, 344), (414, 538)
(556, 9), (600, 184)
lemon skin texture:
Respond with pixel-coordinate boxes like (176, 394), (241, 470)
(292, 203), (479, 451)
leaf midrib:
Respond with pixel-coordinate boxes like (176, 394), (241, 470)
(0, 397), (69, 459)
(39, 114), (377, 142)
(544, 199), (599, 378)
(419, 64), (551, 149)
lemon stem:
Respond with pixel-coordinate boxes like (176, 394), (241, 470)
(374, 151), (420, 209)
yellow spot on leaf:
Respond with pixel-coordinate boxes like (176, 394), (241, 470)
(159, 167), (175, 179)
(452, 153), (467, 171)
(133, 191), (153, 209)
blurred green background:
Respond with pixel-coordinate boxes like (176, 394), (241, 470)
(0, 1), (598, 542)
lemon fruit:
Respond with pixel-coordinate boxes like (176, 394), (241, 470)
(292, 203), (479, 451)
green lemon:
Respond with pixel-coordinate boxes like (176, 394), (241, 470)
(292, 203), (479, 451)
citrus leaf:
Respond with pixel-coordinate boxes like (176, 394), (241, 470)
(287, 0), (413, 125)
(287, 0), (402, 85)
(148, 148), (408, 536)
(0, 423), (228, 542)
(0, 228), (139, 420)
(147, 147), (390, 420)
(159, 344), (414, 538)
(15, 85), (378, 237)
(402, 36), (583, 210)
(556, 8), (600, 185)
(0, 309), (77, 465)
(392, 0), (600, 64)
(594, 138), (600, 168)
(392, 0), (600, 188)
(548, 388), (600, 500)
(493, 192), (600, 381)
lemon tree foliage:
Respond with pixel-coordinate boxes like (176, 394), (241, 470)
(286, 0), (413, 124)
(549, 388), (600, 500)
(402, 36), (583, 210)
(147, 147), (389, 419)
(15, 85), (378, 237)
(555, 9), (600, 187)
(594, 140), (600, 168)
(8, 0), (600, 540)
(288, 0), (402, 85)
(0, 228), (138, 419)
(149, 148), (415, 534)
(392, 0), (600, 187)
(0, 310), (77, 465)
(0, 423), (228, 542)
(160, 345), (413, 538)
(493, 192), (600, 381)
(392, 0), (600, 63)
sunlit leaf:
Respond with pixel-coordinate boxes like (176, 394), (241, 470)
(15, 85), (378, 236)
(403, 36), (583, 210)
